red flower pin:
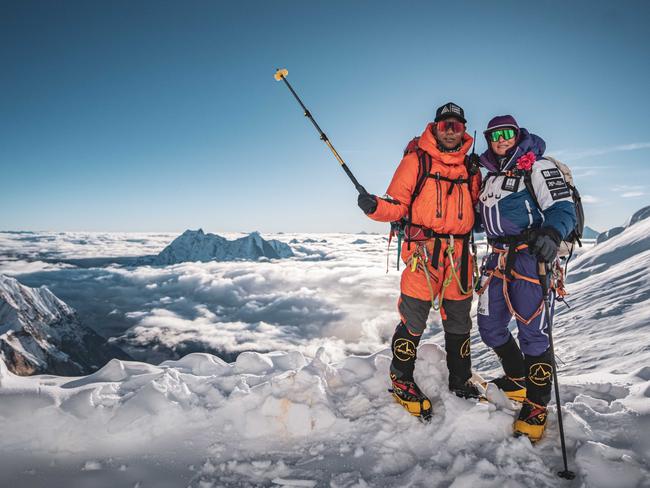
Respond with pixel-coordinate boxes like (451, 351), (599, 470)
(516, 151), (536, 171)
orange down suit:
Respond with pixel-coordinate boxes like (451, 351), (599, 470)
(368, 123), (481, 320)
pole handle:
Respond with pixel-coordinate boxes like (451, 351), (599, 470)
(538, 261), (551, 298)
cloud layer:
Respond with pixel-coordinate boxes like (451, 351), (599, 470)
(0, 231), (600, 371)
(1, 232), (410, 363)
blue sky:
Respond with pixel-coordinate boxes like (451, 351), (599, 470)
(2, 0), (649, 233)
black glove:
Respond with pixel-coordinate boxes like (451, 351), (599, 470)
(528, 227), (562, 262)
(466, 153), (480, 175)
(357, 192), (378, 215)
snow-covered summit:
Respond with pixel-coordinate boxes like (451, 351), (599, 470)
(145, 229), (294, 265)
(596, 204), (650, 244)
(0, 275), (129, 375)
(570, 207), (650, 280)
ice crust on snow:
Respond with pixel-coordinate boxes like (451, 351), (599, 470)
(145, 229), (294, 265)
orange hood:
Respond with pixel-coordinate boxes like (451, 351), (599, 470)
(418, 123), (474, 165)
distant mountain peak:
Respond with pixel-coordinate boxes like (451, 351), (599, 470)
(582, 226), (600, 239)
(0, 275), (130, 376)
(145, 230), (294, 265)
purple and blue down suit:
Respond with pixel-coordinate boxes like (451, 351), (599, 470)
(477, 121), (576, 406)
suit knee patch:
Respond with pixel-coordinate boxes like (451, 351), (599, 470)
(398, 294), (431, 336)
(441, 297), (472, 335)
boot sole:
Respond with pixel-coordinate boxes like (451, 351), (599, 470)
(513, 420), (545, 443)
(388, 388), (432, 422)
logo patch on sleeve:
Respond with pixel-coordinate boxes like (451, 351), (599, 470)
(550, 188), (571, 200)
(541, 168), (562, 179)
(501, 176), (520, 192)
(545, 178), (568, 191)
(541, 166), (571, 200)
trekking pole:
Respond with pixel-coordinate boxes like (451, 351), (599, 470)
(469, 130), (479, 287)
(538, 262), (575, 480)
(274, 68), (368, 195)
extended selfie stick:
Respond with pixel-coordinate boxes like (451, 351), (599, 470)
(274, 68), (368, 195)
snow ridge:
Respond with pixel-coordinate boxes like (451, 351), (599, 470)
(570, 211), (650, 281)
(596, 204), (650, 244)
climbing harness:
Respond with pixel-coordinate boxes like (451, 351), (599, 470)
(475, 242), (567, 325)
(403, 236), (480, 310)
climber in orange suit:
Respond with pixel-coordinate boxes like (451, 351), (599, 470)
(357, 102), (481, 419)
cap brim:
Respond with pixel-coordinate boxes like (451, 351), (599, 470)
(435, 113), (467, 123)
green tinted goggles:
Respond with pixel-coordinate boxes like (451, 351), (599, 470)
(489, 128), (517, 142)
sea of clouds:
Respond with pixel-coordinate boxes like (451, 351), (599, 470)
(0, 231), (416, 364)
(0, 230), (597, 372)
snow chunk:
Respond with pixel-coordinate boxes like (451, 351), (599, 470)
(81, 460), (102, 471)
(234, 351), (275, 375)
(267, 351), (308, 371)
(272, 478), (317, 487)
(576, 441), (647, 488)
(161, 353), (230, 376)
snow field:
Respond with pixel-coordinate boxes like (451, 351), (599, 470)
(1, 343), (648, 487)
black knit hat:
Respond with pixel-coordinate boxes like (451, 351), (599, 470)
(434, 102), (466, 123)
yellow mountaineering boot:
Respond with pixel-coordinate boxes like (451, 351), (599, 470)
(491, 335), (527, 403)
(389, 373), (432, 422)
(515, 349), (554, 442)
(489, 375), (527, 403)
(514, 399), (548, 442)
(388, 322), (431, 421)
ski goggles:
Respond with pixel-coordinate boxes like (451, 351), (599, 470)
(435, 120), (465, 133)
(488, 128), (517, 142)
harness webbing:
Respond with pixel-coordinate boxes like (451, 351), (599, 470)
(476, 246), (544, 325)
(405, 237), (477, 311)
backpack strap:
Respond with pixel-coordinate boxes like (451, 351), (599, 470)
(405, 149), (471, 258)
(428, 172), (470, 195)
(413, 150), (432, 201)
(481, 170), (508, 192)
(522, 171), (542, 212)
(405, 149), (432, 250)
